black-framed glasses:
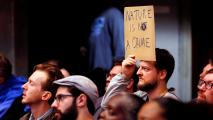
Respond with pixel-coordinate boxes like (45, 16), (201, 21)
(197, 80), (213, 90)
(54, 94), (73, 103)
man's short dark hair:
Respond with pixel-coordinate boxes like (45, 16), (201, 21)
(108, 58), (123, 71)
(34, 63), (64, 104)
(67, 86), (95, 115)
(155, 48), (175, 82)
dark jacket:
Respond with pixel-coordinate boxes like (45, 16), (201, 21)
(0, 75), (28, 120)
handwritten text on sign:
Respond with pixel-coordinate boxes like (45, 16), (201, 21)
(124, 6), (156, 61)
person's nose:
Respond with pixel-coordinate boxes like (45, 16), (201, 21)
(51, 100), (59, 108)
(106, 75), (111, 82)
(137, 67), (142, 76)
(198, 83), (206, 91)
(199, 72), (205, 79)
(98, 110), (107, 120)
(22, 82), (28, 89)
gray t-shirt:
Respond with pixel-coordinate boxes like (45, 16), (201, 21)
(101, 73), (179, 108)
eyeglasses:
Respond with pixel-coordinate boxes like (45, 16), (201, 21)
(54, 94), (73, 103)
(197, 80), (213, 90)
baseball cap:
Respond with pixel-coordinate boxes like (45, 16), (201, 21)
(53, 75), (99, 105)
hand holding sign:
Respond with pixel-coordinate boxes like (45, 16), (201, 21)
(124, 5), (156, 61)
(122, 55), (136, 80)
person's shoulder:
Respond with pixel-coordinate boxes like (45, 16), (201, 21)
(44, 110), (57, 120)
(164, 92), (180, 101)
(19, 112), (31, 120)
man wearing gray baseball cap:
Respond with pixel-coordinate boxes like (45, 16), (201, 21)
(51, 75), (99, 120)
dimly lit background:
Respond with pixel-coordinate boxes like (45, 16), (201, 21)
(0, 0), (212, 101)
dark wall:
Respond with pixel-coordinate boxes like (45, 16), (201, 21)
(28, 0), (212, 98)
(28, 0), (124, 75)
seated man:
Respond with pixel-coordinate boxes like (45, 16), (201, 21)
(138, 98), (184, 120)
(197, 68), (213, 104)
(20, 63), (63, 120)
(199, 59), (213, 79)
(99, 92), (144, 120)
(192, 59), (213, 104)
(94, 59), (136, 120)
(51, 75), (99, 120)
(101, 48), (179, 108)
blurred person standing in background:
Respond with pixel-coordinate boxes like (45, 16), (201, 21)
(0, 53), (28, 120)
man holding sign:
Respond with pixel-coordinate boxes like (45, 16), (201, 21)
(101, 6), (179, 108)
(101, 48), (179, 108)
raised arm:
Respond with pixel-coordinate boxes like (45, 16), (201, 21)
(101, 55), (136, 108)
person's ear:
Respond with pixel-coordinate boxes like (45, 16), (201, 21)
(42, 91), (52, 101)
(159, 70), (167, 80)
(127, 79), (134, 91)
(76, 94), (87, 107)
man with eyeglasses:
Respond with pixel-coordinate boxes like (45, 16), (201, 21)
(101, 48), (179, 110)
(93, 58), (138, 120)
(51, 75), (98, 120)
(199, 60), (213, 80)
(104, 59), (136, 93)
(197, 64), (213, 104)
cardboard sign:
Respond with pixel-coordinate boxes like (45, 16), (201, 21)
(124, 5), (156, 61)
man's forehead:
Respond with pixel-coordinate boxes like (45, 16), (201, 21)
(207, 68), (213, 74)
(141, 102), (163, 115)
(56, 86), (70, 94)
(204, 64), (213, 72)
(29, 70), (48, 81)
(140, 61), (155, 66)
(204, 73), (213, 82)
(108, 96), (121, 106)
(110, 65), (122, 73)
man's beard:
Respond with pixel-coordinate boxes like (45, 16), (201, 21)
(60, 98), (78, 120)
(196, 92), (206, 103)
(138, 81), (157, 92)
